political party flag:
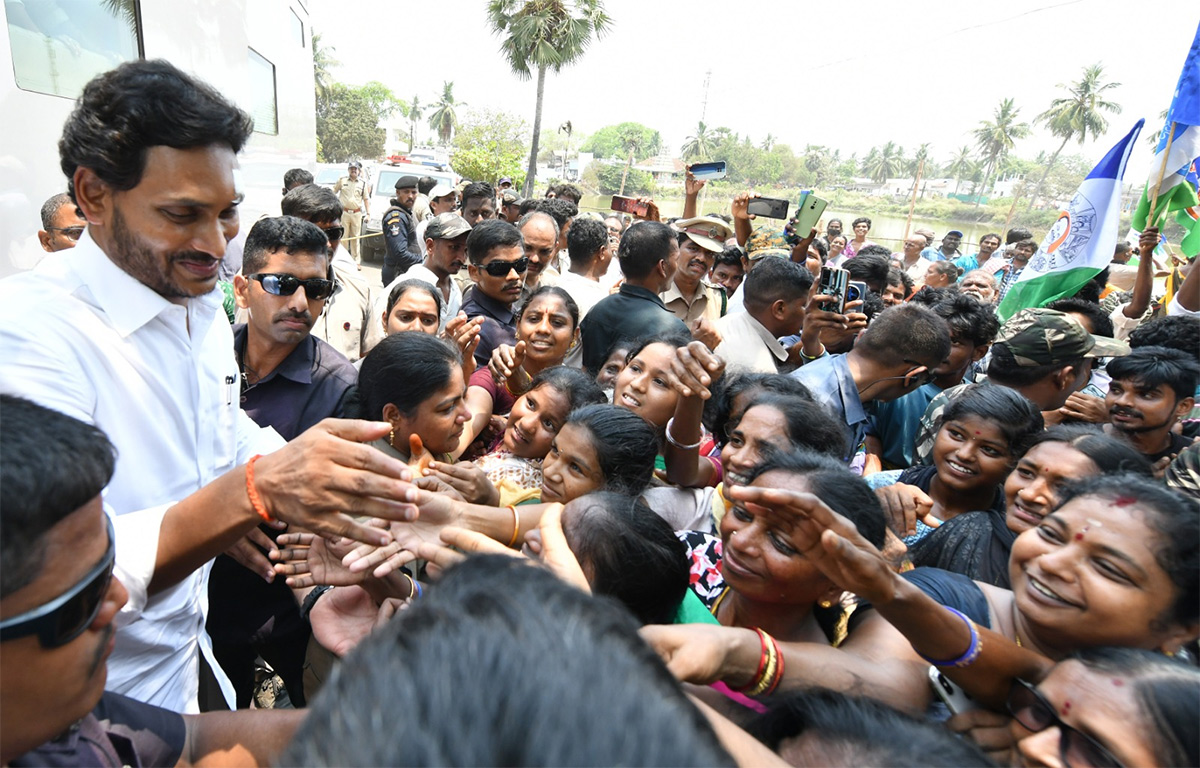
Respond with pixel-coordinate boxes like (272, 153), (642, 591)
(997, 120), (1143, 321)
(1131, 22), (1200, 257)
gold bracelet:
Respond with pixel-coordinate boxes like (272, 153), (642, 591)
(507, 505), (521, 547)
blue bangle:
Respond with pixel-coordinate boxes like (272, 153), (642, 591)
(917, 607), (982, 668)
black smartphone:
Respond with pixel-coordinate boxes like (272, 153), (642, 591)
(610, 195), (648, 217)
(746, 196), (789, 219)
(689, 161), (727, 181)
(818, 266), (849, 313)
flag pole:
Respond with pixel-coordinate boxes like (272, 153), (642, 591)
(1147, 121), (1177, 223)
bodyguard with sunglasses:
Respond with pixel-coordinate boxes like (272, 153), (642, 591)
(36, 192), (88, 253)
(462, 219), (528, 367)
(1, 397), (305, 766)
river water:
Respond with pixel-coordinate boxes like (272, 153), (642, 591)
(577, 194), (1002, 253)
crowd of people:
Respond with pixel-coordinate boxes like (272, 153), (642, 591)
(4, 58), (1199, 767)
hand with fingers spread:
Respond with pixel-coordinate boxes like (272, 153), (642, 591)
(225, 526), (283, 583)
(725, 484), (898, 605)
(731, 193), (759, 222)
(633, 197), (660, 222)
(343, 489), (465, 578)
(667, 341), (726, 401)
(797, 293), (850, 360)
(308, 584), (404, 657)
(424, 460), (500, 506)
(875, 482), (940, 538)
(443, 312), (483, 376)
(248, 419), (420, 547)
(271, 525), (385, 588)
(684, 169), (706, 197)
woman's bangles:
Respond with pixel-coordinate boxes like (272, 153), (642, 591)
(916, 607), (983, 668)
(733, 627), (786, 697)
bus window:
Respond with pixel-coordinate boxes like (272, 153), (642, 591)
(5, 0), (140, 98)
(247, 47), (277, 135)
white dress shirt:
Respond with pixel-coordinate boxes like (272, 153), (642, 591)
(714, 310), (788, 374)
(0, 232), (283, 712)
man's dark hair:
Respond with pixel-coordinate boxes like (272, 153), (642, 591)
(461, 181), (495, 206)
(1114, 241), (1133, 257)
(241, 216), (331, 275)
(809, 237), (828, 259)
(281, 168), (313, 195)
(59, 59), (253, 202)
(886, 266), (914, 295)
(854, 303), (951, 368)
(534, 197), (578, 231)
(1014, 238), (1038, 252)
(280, 183), (342, 223)
(280, 556), (732, 766)
(933, 293), (1000, 348)
(851, 216), (872, 229)
(1106, 346), (1200, 403)
(39, 193), (74, 230)
(1129, 315), (1200, 354)
(567, 216), (608, 270)
(981, 232), (1002, 245)
(856, 243), (891, 259)
(714, 246), (745, 271)
(1047, 297), (1115, 337)
(564, 492), (689, 625)
(1005, 227), (1033, 245)
(618, 221), (676, 280)
(466, 218), (524, 265)
(743, 258), (813, 311)
(547, 183), (582, 204)
(987, 343), (1085, 388)
(417, 176), (436, 195)
(747, 688), (993, 767)
(1, 396), (116, 598)
(518, 197), (541, 217)
(843, 253), (891, 290)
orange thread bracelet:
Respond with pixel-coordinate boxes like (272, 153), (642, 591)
(245, 454), (274, 523)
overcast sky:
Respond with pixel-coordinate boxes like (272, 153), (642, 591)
(311, 0), (1198, 180)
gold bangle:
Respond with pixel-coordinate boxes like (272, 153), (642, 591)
(507, 505), (521, 548)
(402, 572), (417, 599)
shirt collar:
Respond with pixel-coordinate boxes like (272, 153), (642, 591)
(65, 229), (224, 338)
(466, 287), (515, 324)
(618, 283), (669, 309)
(830, 354), (867, 424)
(234, 324), (315, 385)
(741, 312), (788, 361)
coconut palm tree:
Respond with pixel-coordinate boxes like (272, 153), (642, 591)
(618, 125), (647, 196)
(946, 145), (973, 195)
(681, 121), (714, 163)
(972, 98), (1031, 207)
(311, 32), (339, 107)
(427, 82), (463, 146)
(909, 143), (933, 176)
(761, 133), (776, 152)
(864, 141), (902, 183)
(407, 95), (423, 151)
(1027, 64), (1121, 209)
(487, 0), (612, 197)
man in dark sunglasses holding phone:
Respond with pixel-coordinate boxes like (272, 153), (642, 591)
(1, 397), (304, 766)
(462, 219), (527, 366)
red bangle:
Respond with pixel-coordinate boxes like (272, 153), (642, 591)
(245, 454), (274, 523)
(733, 628), (770, 693)
(764, 634), (785, 695)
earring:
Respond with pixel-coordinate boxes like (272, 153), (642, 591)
(389, 427), (396, 449)
(819, 599), (833, 609)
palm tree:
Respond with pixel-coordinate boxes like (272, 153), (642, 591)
(407, 95), (423, 151)
(427, 82), (463, 146)
(946, 145), (972, 195)
(1027, 64), (1121, 210)
(864, 141), (902, 183)
(972, 98), (1031, 207)
(311, 32), (339, 106)
(680, 121), (714, 162)
(761, 133), (776, 152)
(909, 143), (932, 176)
(487, 0), (612, 197)
(618, 125), (647, 196)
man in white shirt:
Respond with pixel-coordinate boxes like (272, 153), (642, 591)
(413, 183), (458, 247)
(714, 258), (812, 374)
(555, 216), (611, 319)
(0, 60), (418, 713)
(282, 184), (374, 360)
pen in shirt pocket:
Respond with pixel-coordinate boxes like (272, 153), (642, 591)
(224, 374), (237, 406)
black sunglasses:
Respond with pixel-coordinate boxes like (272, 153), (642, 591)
(480, 257), (528, 277)
(246, 273), (335, 300)
(1007, 678), (1125, 768)
(321, 225), (345, 241)
(0, 516), (115, 648)
(48, 226), (85, 241)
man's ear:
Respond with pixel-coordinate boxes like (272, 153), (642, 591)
(232, 274), (251, 309)
(467, 263), (480, 283)
(37, 230), (53, 252)
(1174, 396), (1195, 423)
(72, 168), (111, 225)
(971, 342), (990, 364)
(1052, 365), (1078, 392)
(770, 299), (788, 321)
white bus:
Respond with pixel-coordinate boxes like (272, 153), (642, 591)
(1, 0), (317, 278)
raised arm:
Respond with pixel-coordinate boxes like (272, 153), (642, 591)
(662, 341), (724, 488)
(1122, 227), (1158, 319)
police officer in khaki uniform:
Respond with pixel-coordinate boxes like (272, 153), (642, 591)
(334, 161), (370, 263)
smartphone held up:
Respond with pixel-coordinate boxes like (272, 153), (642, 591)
(610, 195), (649, 217)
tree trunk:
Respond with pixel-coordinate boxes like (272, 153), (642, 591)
(973, 157), (996, 210)
(1025, 135), (1070, 212)
(619, 149), (632, 196)
(523, 65), (547, 198)
(953, 175), (961, 196)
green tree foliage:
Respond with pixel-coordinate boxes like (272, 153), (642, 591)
(358, 81), (405, 120)
(451, 108), (529, 187)
(427, 81), (464, 145)
(316, 83), (386, 162)
(583, 161), (653, 196)
(1028, 64), (1121, 209)
(972, 97), (1031, 207)
(311, 32), (339, 105)
(680, 121), (714, 162)
(864, 141), (904, 183)
(581, 122), (661, 160)
(486, 0), (612, 197)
